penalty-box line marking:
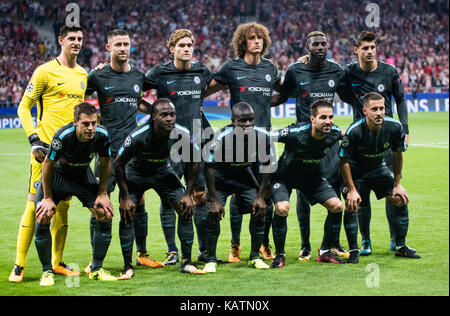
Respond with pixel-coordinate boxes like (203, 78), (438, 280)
(409, 142), (448, 149)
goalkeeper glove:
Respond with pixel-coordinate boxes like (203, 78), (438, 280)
(28, 133), (49, 162)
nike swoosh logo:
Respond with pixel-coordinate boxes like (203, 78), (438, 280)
(352, 83), (360, 86)
(300, 81), (309, 86)
(104, 86), (114, 90)
(57, 82), (64, 86)
(167, 80), (176, 84)
(237, 76), (247, 80)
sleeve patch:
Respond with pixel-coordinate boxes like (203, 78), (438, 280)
(341, 136), (349, 148)
(51, 139), (62, 151)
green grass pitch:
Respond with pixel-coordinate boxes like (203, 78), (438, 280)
(0, 112), (448, 296)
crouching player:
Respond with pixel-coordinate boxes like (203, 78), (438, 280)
(270, 99), (346, 267)
(202, 102), (276, 273)
(339, 92), (420, 260)
(34, 102), (115, 286)
(114, 98), (205, 276)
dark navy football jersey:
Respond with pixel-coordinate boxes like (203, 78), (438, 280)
(339, 117), (406, 171)
(143, 61), (212, 134)
(117, 123), (200, 175)
(272, 122), (342, 175)
(213, 57), (281, 128)
(343, 61), (409, 133)
(205, 124), (276, 176)
(279, 60), (347, 123)
(86, 65), (144, 153)
(47, 122), (110, 177)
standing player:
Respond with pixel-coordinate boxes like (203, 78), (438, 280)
(205, 22), (281, 262)
(35, 102), (116, 286)
(10, 25), (87, 283)
(143, 29), (212, 265)
(202, 102), (276, 273)
(84, 29), (161, 280)
(339, 92), (420, 260)
(343, 30), (410, 255)
(270, 99), (346, 268)
(271, 31), (350, 261)
(114, 98), (205, 274)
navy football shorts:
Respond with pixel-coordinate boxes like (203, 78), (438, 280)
(271, 171), (338, 206)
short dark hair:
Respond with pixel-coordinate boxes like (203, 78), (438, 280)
(310, 99), (333, 116)
(231, 102), (254, 119)
(363, 92), (384, 107)
(354, 30), (377, 47)
(59, 25), (83, 39)
(74, 102), (97, 120)
(107, 29), (129, 42)
(151, 98), (174, 115)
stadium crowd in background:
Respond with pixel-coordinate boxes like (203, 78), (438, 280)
(0, 0), (449, 107)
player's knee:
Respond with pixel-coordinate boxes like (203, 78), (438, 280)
(97, 216), (111, 224)
(192, 189), (206, 205)
(275, 202), (290, 217)
(27, 193), (36, 202)
(35, 213), (51, 225)
(36, 217), (46, 225)
(387, 196), (407, 207)
(326, 198), (343, 213)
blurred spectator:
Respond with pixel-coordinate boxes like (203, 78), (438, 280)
(0, 0), (448, 107)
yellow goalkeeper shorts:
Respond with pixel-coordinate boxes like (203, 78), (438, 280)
(28, 153), (43, 195)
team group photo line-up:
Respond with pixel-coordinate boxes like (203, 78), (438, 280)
(8, 21), (420, 287)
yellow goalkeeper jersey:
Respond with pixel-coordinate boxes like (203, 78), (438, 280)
(17, 58), (88, 144)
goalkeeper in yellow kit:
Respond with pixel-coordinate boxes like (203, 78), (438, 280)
(9, 25), (88, 282)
